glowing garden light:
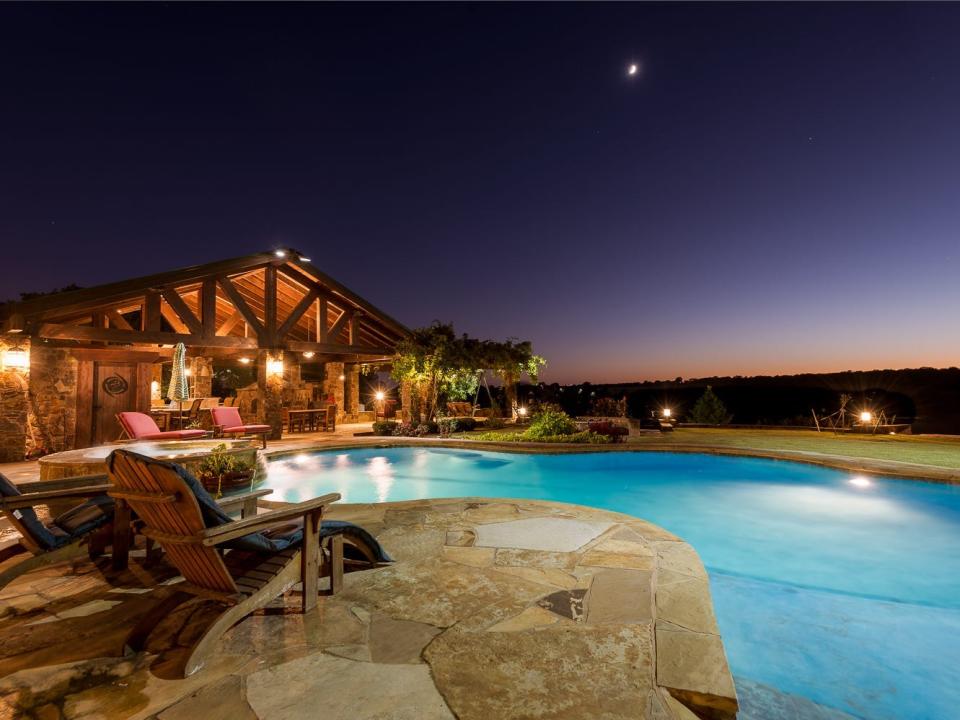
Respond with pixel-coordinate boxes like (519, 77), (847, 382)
(375, 391), (385, 402)
(860, 411), (872, 423)
(662, 408), (672, 418)
(517, 406), (528, 417)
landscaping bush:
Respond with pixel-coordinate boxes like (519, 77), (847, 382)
(372, 420), (398, 436)
(524, 408), (576, 440)
(483, 416), (506, 430)
(473, 429), (610, 444)
(587, 421), (629, 443)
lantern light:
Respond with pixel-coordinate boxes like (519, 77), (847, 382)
(239, 357), (251, 364)
(662, 408), (672, 418)
(1, 346), (28, 370)
(375, 391), (385, 402)
(299, 256), (311, 262)
(860, 411), (872, 423)
(339, 374), (345, 381)
(302, 351), (315, 359)
(274, 249), (287, 258)
(517, 406), (528, 417)
(267, 358), (284, 376)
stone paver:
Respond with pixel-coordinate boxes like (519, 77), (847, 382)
(0, 498), (736, 720)
(474, 517), (614, 552)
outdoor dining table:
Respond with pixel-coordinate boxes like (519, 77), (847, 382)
(286, 407), (335, 432)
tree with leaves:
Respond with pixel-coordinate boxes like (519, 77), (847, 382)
(689, 386), (729, 425)
(391, 323), (545, 421)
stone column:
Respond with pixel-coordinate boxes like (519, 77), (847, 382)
(344, 363), (360, 422)
(151, 363), (164, 402)
(0, 337), (30, 462)
(189, 356), (214, 398)
(26, 344), (78, 456)
(323, 361), (345, 422)
(257, 350), (285, 440)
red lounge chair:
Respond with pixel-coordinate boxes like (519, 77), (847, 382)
(118, 412), (209, 441)
(210, 406), (271, 448)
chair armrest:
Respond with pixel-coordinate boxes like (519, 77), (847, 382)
(16, 474), (109, 494)
(2, 485), (111, 510)
(201, 493), (340, 546)
(215, 488), (274, 512)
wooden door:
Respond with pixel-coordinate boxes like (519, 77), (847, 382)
(92, 363), (139, 444)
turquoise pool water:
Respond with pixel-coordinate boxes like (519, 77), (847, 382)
(265, 447), (960, 720)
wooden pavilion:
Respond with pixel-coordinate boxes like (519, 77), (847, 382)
(0, 249), (408, 461)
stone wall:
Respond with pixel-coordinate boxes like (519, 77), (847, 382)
(26, 344), (78, 458)
(0, 338), (29, 462)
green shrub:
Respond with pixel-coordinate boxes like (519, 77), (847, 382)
(483, 416), (506, 430)
(372, 420), (398, 436)
(524, 408), (576, 440)
(473, 430), (521, 442)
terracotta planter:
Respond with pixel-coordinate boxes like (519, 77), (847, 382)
(199, 469), (256, 495)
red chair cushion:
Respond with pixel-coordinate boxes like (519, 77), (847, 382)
(118, 412), (161, 439)
(140, 430), (209, 440)
(222, 425), (271, 433)
(210, 406), (244, 428)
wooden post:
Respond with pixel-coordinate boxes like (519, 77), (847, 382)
(302, 509), (321, 611)
(264, 265), (277, 347)
(201, 279), (217, 339)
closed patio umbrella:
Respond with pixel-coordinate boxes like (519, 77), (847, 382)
(167, 342), (190, 428)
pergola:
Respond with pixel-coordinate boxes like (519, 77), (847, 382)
(0, 249), (408, 459)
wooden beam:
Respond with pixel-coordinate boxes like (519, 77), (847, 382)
(277, 263), (323, 293)
(326, 309), (354, 342)
(143, 291), (161, 332)
(159, 303), (188, 334)
(317, 297), (328, 343)
(348, 311), (361, 345)
(20, 255), (274, 321)
(161, 288), (203, 335)
(217, 276), (266, 340)
(216, 308), (245, 336)
(286, 340), (395, 356)
(38, 323), (258, 349)
(201, 278), (217, 339)
(277, 287), (321, 340)
(106, 309), (135, 332)
(264, 264), (278, 346)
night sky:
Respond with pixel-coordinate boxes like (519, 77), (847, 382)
(2, 3), (959, 383)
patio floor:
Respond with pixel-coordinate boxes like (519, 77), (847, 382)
(0, 498), (736, 720)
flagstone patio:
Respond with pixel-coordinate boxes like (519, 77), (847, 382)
(0, 498), (737, 720)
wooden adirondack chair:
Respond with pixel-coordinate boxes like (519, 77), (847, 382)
(107, 449), (344, 676)
(0, 473), (115, 591)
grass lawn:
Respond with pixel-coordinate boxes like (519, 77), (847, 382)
(454, 425), (960, 470)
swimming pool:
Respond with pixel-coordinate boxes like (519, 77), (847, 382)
(265, 447), (960, 720)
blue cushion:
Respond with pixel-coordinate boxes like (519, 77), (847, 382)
(53, 495), (115, 538)
(0, 473), (67, 550)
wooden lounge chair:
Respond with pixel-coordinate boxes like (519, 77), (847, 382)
(117, 411), (210, 441)
(210, 406), (271, 448)
(0, 473), (115, 590)
(107, 449), (391, 676)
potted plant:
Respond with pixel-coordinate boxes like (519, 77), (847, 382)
(196, 443), (256, 497)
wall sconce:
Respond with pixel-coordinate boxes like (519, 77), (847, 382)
(1, 345), (29, 371)
(302, 351), (315, 359)
(338, 374), (346, 381)
(267, 357), (284, 376)
(239, 357), (252, 364)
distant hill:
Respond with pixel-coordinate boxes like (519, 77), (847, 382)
(521, 367), (960, 434)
